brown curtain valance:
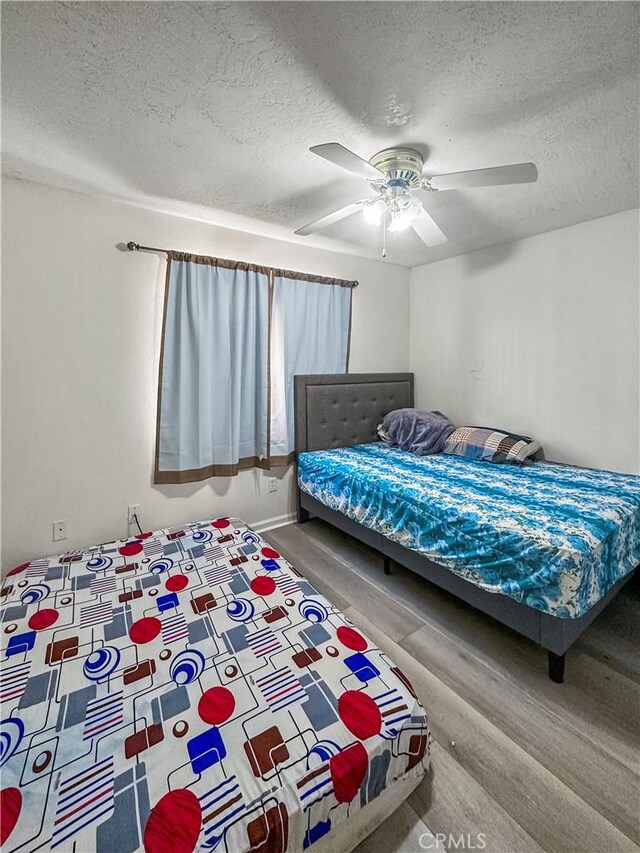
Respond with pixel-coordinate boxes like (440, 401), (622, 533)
(166, 251), (271, 276)
(272, 268), (358, 288)
(166, 250), (358, 288)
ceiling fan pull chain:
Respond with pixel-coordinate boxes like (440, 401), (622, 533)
(382, 214), (387, 258)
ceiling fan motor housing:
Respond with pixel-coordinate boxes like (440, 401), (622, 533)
(369, 147), (424, 187)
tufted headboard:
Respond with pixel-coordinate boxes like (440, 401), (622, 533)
(294, 373), (414, 455)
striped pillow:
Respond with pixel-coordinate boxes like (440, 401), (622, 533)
(443, 427), (543, 466)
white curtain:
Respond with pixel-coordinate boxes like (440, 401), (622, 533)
(269, 273), (353, 463)
(155, 255), (270, 483)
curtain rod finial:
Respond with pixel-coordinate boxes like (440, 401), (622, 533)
(127, 241), (139, 251)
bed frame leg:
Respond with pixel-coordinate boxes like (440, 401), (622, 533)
(297, 506), (310, 524)
(383, 555), (391, 576)
(548, 651), (565, 684)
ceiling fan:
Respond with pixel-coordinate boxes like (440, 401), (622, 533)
(294, 143), (538, 253)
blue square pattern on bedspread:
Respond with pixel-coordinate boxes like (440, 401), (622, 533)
(297, 443), (640, 618)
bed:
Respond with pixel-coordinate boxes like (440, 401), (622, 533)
(0, 518), (430, 853)
(294, 373), (640, 683)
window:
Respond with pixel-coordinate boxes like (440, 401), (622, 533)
(154, 252), (354, 483)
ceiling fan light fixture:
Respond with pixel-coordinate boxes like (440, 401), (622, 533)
(388, 194), (423, 232)
(362, 197), (386, 226)
(388, 210), (413, 232)
(404, 195), (423, 219)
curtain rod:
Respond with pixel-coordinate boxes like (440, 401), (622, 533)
(127, 242), (167, 253)
(125, 241), (358, 287)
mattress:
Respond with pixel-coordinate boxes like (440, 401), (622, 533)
(0, 517), (430, 853)
(297, 442), (640, 618)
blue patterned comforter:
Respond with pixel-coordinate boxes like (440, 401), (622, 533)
(297, 443), (640, 618)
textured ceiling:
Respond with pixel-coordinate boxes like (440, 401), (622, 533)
(2, 1), (639, 267)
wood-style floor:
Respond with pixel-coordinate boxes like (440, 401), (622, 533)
(264, 519), (640, 853)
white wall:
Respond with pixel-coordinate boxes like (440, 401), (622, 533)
(1, 177), (410, 571)
(410, 208), (640, 474)
(3, 180), (637, 572)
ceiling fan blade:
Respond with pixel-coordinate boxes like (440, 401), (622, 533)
(309, 143), (384, 181)
(429, 162), (538, 191)
(295, 200), (364, 236)
(411, 207), (447, 247)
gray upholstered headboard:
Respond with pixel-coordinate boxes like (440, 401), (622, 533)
(294, 373), (414, 454)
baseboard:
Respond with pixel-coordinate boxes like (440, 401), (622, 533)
(250, 512), (296, 534)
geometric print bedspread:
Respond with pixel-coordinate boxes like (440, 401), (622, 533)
(0, 517), (430, 852)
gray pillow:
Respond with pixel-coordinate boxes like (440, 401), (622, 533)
(377, 408), (455, 456)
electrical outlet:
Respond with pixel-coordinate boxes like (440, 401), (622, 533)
(267, 477), (278, 493)
(53, 520), (67, 542)
(127, 504), (140, 524)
